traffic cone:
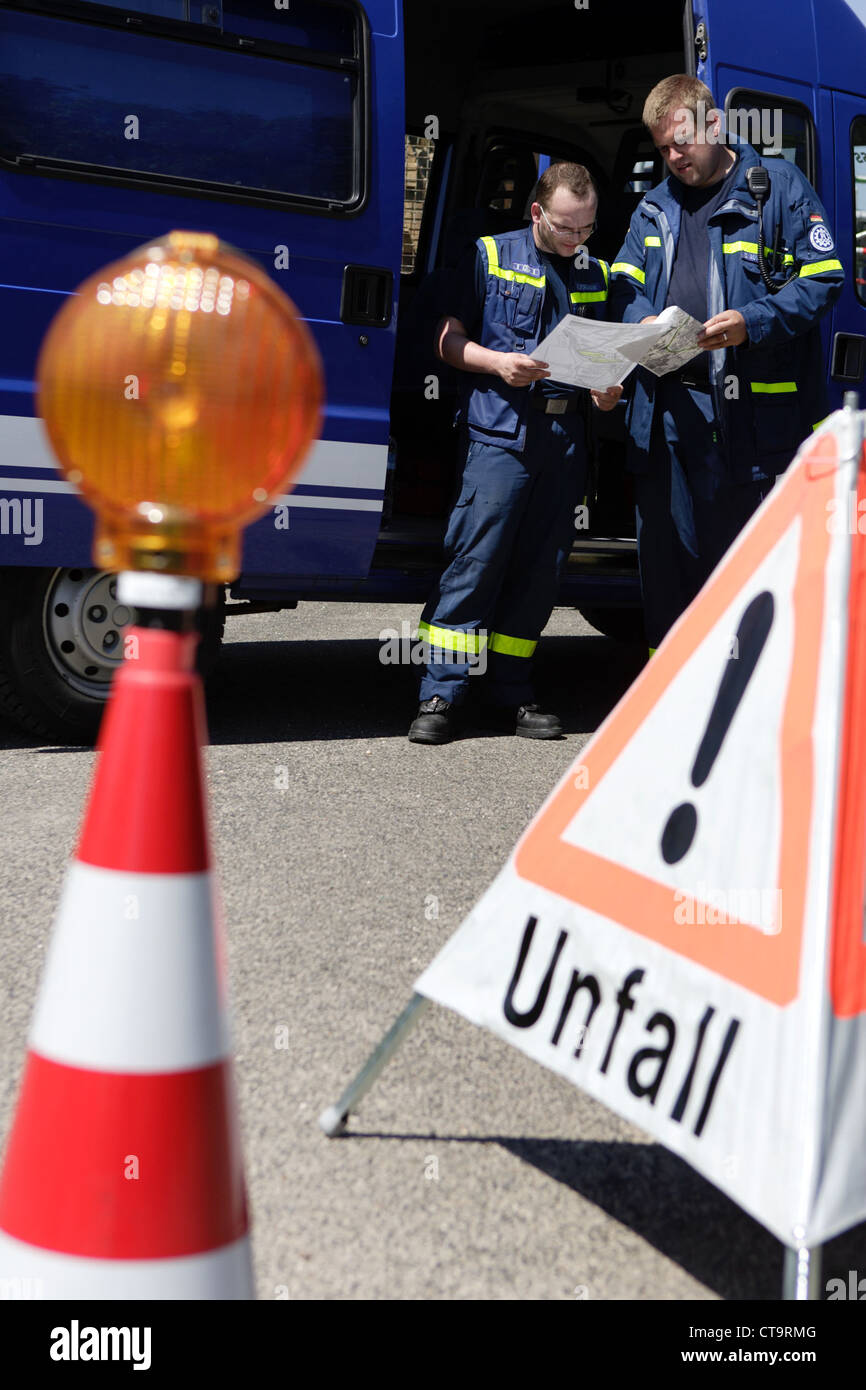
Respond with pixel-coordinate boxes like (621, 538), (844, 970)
(0, 623), (253, 1298)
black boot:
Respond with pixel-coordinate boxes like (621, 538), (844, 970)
(408, 696), (459, 744)
(483, 702), (563, 739)
(515, 704), (563, 739)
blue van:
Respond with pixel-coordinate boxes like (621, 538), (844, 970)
(0, 0), (863, 738)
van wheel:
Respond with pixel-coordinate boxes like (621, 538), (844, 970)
(577, 606), (646, 644)
(0, 567), (225, 744)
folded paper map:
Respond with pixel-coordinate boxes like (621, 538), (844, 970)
(530, 305), (706, 391)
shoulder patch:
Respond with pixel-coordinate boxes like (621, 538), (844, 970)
(809, 223), (835, 253)
(809, 213), (824, 222)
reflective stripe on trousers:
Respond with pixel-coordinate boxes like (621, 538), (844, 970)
(418, 408), (588, 706)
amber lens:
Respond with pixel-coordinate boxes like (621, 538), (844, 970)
(37, 230), (323, 580)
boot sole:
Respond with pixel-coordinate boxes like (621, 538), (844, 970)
(515, 725), (563, 740)
(408, 725), (458, 744)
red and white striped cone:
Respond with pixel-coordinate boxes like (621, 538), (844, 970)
(0, 621), (253, 1298)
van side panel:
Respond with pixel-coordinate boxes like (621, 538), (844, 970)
(0, 1), (403, 585)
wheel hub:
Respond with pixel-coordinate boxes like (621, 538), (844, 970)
(42, 569), (134, 693)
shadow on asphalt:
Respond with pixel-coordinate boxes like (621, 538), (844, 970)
(0, 631), (646, 750)
(0, 633), (644, 751)
(203, 631), (647, 746)
(336, 1128), (866, 1301)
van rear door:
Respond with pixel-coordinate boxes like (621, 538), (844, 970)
(691, 0), (853, 410)
(816, 1), (866, 407)
(830, 89), (866, 405)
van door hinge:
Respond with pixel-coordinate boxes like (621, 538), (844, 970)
(694, 19), (708, 63)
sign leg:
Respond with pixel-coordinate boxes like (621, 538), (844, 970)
(319, 993), (431, 1136)
(782, 1240), (822, 1300)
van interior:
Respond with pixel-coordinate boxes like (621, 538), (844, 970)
(383, 0), (689, 633)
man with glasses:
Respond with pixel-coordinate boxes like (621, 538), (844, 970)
(409, 161), (622, 744)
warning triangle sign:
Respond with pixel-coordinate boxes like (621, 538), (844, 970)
(517, 431), (833, 1007)
(416, 409), (866, 1248)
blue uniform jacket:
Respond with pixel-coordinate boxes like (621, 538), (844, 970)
(609, 142), (844, 481)
(456, 224), (609, 453)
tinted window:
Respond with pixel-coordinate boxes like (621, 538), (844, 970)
(725, 90), (814, 182)
(71, 0), (190, 16)
(0, 1), (361, 207)
(25, 0), (356, 50)
(403, 135), (435, 275)
(222, 0), (356, 54)
(852, 117), (866, 305)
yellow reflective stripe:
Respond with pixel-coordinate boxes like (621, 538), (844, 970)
(599, 258), (610, 286)
(480, 235), (545, 287)
(494, 268), (546, 286)
(648, 647), (656, 658)
(417, 621), (487, 654)
(480, 235), (499, 272)
(722, 240), (794, 264)
(799, 258), (843, 277)
(644, 235), (661, 247)
(488, 631), (537, 658)
(611, 261), (646, 284)
(750, 381), (797, 394)
(812, 416), (828, 431)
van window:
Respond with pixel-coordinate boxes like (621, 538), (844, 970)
(852, 117), (866, 305)
(403, 135), (436, 275)
(724, 90), (815, 183)
(65, 0), (190, 16)
(222, 0), (357, 55)
(30, 0), (357, 53)
(0, 0), (363, 209)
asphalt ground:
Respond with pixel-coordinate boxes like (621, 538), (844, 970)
(0, 601), (864, 1301)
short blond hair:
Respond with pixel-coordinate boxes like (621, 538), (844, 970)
(643, 74), (717, 131)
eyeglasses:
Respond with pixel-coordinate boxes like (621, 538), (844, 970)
(538, 204), (597, 239)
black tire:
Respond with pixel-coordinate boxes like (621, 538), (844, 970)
(0, 568), (225, 744)
(577, 605), (646, 645)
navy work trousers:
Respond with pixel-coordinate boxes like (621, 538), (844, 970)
(636, 381), (775, 649)
(418, 407), (588, 706)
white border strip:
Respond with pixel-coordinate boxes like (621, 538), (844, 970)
(0, 413), (387, 499)
(0, 476), (381, 510)
(0, 477), (75, 493)
(0, 1230), (254, 1299)
(31, 862), (231, 1071)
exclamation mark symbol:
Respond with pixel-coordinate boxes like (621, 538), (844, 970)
(660, 591), (775, 865)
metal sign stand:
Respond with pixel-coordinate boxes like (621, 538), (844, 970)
(319, 993), (429, 1137)
(320, 994), (825, 1301)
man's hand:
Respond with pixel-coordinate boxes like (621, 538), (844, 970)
(496, 353), (551, 387)
(640, 315), (659, 324)
(698, 310), (747, 350)
(591, 384), (623, 411)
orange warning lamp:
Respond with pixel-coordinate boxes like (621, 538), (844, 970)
(36, 230), (323, 581)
